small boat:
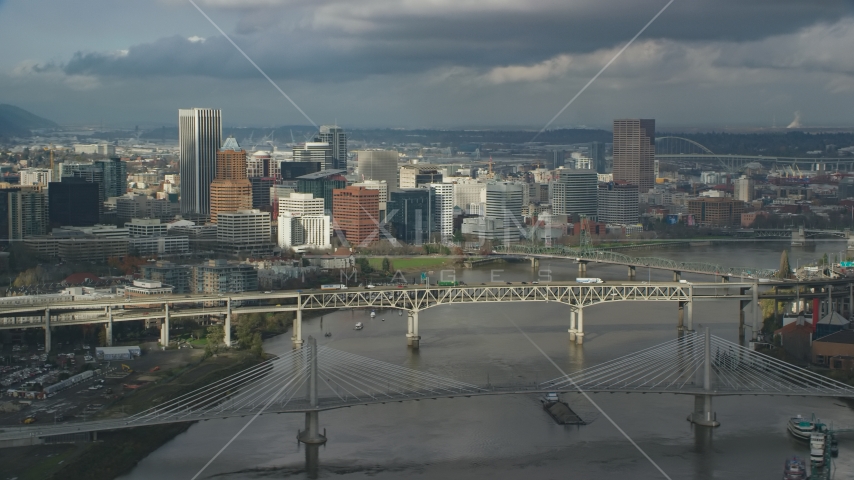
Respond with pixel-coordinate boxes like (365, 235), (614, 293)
(324, 331), (332, 337)
(782, 456), (807, 480)
(354, 322), (363, 330)
(398, 312), (402, 316)
(787, 415), (815, 441)
(370, 311), (376, 318)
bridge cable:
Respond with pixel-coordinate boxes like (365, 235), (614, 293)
(504, 315), (673, 480)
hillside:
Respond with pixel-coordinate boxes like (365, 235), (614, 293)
(0, 104), (59, 137)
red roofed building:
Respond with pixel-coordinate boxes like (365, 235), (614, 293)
(62, 272), (102, 286)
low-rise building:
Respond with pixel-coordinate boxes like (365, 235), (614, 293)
(813, 330), (854, 369)
(190, 259), (258, 294)
(125, 279), (174, 297)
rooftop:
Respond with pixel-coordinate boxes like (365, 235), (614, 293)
(814, 330), (854, 345)
(296, 169), (347, 180)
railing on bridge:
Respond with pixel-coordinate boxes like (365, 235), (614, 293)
(497, 244), (779, 279)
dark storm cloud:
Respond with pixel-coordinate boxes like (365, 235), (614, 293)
(59, 0), (854, 82)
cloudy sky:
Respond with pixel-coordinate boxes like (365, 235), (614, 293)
(1, 0), (853, 129)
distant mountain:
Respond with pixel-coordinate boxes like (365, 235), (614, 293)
(0, 104), (58, 137)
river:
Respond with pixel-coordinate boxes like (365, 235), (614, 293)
(120, 241), (854, 480)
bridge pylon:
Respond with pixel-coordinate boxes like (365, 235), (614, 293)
(298, 336), (327, 445)
(688, 328), (719, 427)
(407, 311), (420, 348)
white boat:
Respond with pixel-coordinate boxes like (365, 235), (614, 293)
(787, 415), (815, 441)
(810, 432), (826, 467)
(370, 311), (376, 318)
(354, 322), (363, 330)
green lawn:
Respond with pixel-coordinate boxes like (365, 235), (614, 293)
(366, 257), (453, 271)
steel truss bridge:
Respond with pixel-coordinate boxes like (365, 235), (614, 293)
(655, 136), (852, 173)
(3, 331), (852, 444)
(496, 244), (779, 279)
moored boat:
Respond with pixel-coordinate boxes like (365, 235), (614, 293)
(782, 456), (807, 480)
(354, 322), (363, 330)
(787, 415), (815, 441)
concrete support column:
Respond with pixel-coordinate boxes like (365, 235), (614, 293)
(568, 309), (577, 341)
(678, 301), (685, 331)
(738, 286), (749, 343)
(106, 306), (113, 347)
(688, 328), (719, 427)
(687, 286), (694, 332)
(578, 262), (587, 276)
(224, 298), (232, 347)
(849, 283), (853, 319)
(298, 337), (326, 445)
(628, 266), (636, 280)
(575, 307), (584, 344)
(407, 311), (420, 348)
(161, 304), (170, 347)
(292, 308), (304, 348)
(44, 308), (51, 354)
(721, 276), (729, 283)
(673, 271), (681, 282)
(752, 283), (760, 340)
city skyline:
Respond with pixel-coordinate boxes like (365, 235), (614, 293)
(1, 1), (854, 129)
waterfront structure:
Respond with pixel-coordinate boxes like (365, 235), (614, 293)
(597, 181), (639, 225)
(430, 183), (454, 241)
(613, 119), (655, 193)
(387, 189), (432, 244)
(216, 209), (272, 256)
(190, 259), (258, 294)
(735, 175), (755, 202)
(179, 108), (222, 216)
(551, 169), (598, 219)
(278, 213), (332, 251)
(316, 125), (348, 169)
(687, 197), (745, 226)
(332, 186), (380, 246)
(48, 179), (99, 228)
(210, 137), (253, 223)
(296, 170), (347, 212)
(293, 142), (334, 171)
(356, 150), (398, 192)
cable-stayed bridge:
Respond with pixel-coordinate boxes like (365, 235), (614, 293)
(3, 331), (854, 445)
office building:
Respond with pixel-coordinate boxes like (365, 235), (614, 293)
(216, 209), (272, 256)
(141, 260), (191, 293)
(589, 142), (607, 174)
(735, 175), (755, 202)
(547, 150), (566, 170)
(209, 137), (253, 223)
(278, 213), (331, 251)
(49, 179), (100, 228)
(400, 165), (443, 189)
(61, 157), (127, 213)
(0, 186), (48, 241)
(430, 183), (454, 241)
(687, 198), (745, 226)
(249, 177), (276, 210)
(352, 180), (388, 219)
(126, 218), (168, 237)
(332, 186), (380, 246)
(247, 151), (280, 179)
(270, 184), (297, 219)
(316, 125), (348, 169)
(293, 142), (334, 170)
(484, 182), (525, 243)
(179, 108), (222, 215)
(356, 150), (398, 192)
(279, 192), (325, 217)
(190, 259), (258, 294)
(115, 194), (172, 221)
(280, 161), (322, 180)
(613, 119), (655, 193)
(551, 169), (598, 219)
(597, 182), (639, 225)
(296, 170), (347, 212)
(19, 168), (52, 187)
(387, 189), (432, 244)
(453, 181), (487, 212)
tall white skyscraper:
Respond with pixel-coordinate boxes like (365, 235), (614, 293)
(179, 108), (222, 216)
(485, 182), (525, 244)
(429, 183), (454, 241)
(316, 125), (347, 169)
(551, 169), (598, 219)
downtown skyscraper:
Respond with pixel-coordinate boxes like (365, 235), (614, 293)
(316, 125), (347, 169)
(612, 119), (655, 194)
(179, 108), (222, 216)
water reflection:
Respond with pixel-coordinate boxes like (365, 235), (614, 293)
(303, 443), (320, 479)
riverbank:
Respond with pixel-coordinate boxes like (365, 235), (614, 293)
(0, 350), (264, 480)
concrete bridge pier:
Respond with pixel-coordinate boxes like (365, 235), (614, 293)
(678, 299), (694, 332)
(530, 257), (539, 269)
(738, 287), (749, 343)
(106, 306), (113, 347)
(688, 328), (719, 427)
(225, 298), (232, 347)
(298, 337), (327, 445)
(720, 276), (730, 283)
(673, 271), (682, 282)
(407, 311), (421, 348)
(44, 308), (51, 354)
(578, 261), (588, 276)
(292, 309), (304, 348)
(160, 304), (170, 347)
(568, 309), (577, 341)
(575, 307), (584, 345)
(752, 283), (760, 341)
(628, 266), (636, 280)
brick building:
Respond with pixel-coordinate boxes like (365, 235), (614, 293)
(332, 186), (380, 246)
(687, 197), (745, 226)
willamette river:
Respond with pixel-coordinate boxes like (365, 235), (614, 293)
(120, 240), (854, 480)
